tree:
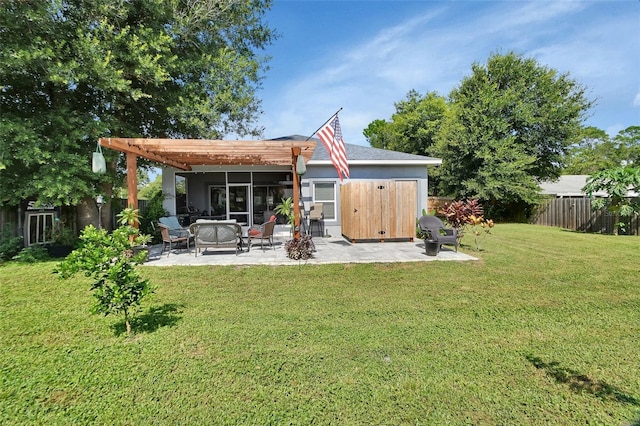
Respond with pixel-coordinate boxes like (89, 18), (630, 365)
(582, 166), (640, 235)
(56, 225), (154, 335)
(564, 126), (640, 174)
(613, 126), (640, 166)
(564, 127), (616, 174)
(363, 90), (448, 156)
(435, 52), (593, 214)
(0, 0), (275, 226)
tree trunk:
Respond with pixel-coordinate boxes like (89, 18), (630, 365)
(76, 197), (99, 231)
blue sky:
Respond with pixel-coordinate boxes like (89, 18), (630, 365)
(253, 0), (640, 146)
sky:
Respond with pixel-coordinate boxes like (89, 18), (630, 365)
(250, 0), (640, 146)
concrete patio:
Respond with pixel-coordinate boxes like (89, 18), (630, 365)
(144, 233), (477, 266)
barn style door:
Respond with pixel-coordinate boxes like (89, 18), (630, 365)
(341, 180), (417, 242)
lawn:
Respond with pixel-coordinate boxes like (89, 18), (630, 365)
(1, 224), (639, 425)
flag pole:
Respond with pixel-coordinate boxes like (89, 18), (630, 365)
(305, 107), (343, 141)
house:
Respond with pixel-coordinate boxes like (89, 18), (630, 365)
(100, 136), (441, 241)
(539, 175), (605, 198)
(539, 175), (639, 198)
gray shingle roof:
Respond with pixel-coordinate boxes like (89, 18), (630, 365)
(539, 175), (639, 197)
(269, 135), (442, 164)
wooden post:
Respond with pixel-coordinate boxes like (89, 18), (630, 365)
(292, 147), (301, 239)
(126, 152), (139, 228)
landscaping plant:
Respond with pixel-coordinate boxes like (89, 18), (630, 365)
(56, 225), (153, 335)
(583, 166), (640, 235)
(439, 199), (494, 249)
(284, 234), (315, 260)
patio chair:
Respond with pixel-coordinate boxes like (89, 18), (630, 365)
(159, 216), (190, 238)
(418, 215), (458, 252)
(158, 223), (191, 256)
(308, 203), (324, 236)
(247, 216), (276, 251)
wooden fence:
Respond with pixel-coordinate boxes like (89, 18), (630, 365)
(531, 197), (640, 235)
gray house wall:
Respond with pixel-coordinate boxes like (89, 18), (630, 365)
(303, 164), (429, 238)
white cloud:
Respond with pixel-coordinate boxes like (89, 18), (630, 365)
(258, 1), (640, 145)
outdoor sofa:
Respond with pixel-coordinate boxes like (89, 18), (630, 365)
(189, 220), (243, 256)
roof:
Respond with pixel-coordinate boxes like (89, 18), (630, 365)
(539, 175), (639, 197)
(99, 137), (316, 171)
(270, 135), (442, 166)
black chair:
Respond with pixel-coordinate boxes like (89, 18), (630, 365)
(419, 215), (458, 252)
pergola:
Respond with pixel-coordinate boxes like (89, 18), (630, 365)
(99, 137), (317, 238)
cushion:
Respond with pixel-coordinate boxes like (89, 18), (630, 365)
(269, 215), (277, 222)
(248, 228), (261, 236)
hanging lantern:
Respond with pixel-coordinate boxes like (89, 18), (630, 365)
(295, 154), (307, 176)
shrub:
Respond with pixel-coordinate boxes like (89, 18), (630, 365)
(140, 191), (167, 244)
(284, 235), (315, 260)
(56, 225), (154, 335)
(439, 199), (494, 249)
(12, 246), (50, 263)
(0, 226), (23, 261)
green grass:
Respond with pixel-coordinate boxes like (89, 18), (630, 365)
(1, 224), (639, 425)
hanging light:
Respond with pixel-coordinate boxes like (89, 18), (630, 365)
(295, 154), (307, 176)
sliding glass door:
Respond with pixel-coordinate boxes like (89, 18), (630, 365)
(228, 184), (250, 224)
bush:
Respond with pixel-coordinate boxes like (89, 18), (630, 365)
(12, 246), (50, 263)
(140, 191), (167, 244)
(56, 225), (154, 335)
(439, 199), (494, 249)
(284, 235), (315, 260)
(0, 227), (23, 261)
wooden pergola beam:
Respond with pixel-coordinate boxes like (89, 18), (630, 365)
(100, 138), (192, 171)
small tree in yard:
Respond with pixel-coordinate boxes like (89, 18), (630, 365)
(56, 225), (154, 335)
(583, 166), (640, 235)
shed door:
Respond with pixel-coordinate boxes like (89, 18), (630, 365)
(341, 180), (417, 241)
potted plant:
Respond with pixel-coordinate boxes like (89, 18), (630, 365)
(274, 197), (294, 226)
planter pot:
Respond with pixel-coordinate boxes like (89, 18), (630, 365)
(424, 241), (440, 256)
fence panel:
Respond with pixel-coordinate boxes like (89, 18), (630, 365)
(531, 197), (639, 235)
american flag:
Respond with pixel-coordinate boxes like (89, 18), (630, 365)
(317, 115), (349, 181)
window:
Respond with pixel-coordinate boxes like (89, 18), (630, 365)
(313, 182), (336, 220)
(25, 212), (55, 246)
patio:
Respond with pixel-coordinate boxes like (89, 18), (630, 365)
(144, 233), (477, 266)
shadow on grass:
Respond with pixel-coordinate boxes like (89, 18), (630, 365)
(526, 354), (639, 406)
(112, 303), (183, 336)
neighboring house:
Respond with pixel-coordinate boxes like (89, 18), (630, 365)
(539, 175), (638, 198)
(160, 135), (441, 240)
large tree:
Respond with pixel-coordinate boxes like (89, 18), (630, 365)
(363, 90), (448, 156)
(0, 0), (274, 227)
(435, 52), (593, 212)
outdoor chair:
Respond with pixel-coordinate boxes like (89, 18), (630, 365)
(247, 216), (276, 251)
(158, 223), (191, 256)
(418, 215), (458, 253)
(159, 216), (190, 238)
(308, 203), (324, 237)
